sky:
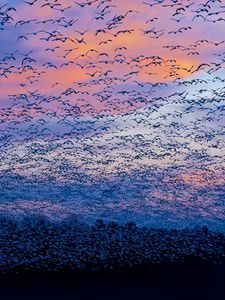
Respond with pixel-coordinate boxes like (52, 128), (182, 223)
(0, 0), (225, 230)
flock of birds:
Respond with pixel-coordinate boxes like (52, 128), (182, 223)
(0, 0), (225, 230)
(1, 217), (225, 272)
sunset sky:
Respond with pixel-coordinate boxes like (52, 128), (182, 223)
(0, 0), (224, 230)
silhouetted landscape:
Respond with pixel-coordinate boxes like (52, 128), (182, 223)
(1, 216), (225, 299)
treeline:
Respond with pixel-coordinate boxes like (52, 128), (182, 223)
(0, 215), (224, 273)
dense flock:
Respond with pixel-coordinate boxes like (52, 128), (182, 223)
(0, 1), (225, 239)
(1, 216), (225, 273)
